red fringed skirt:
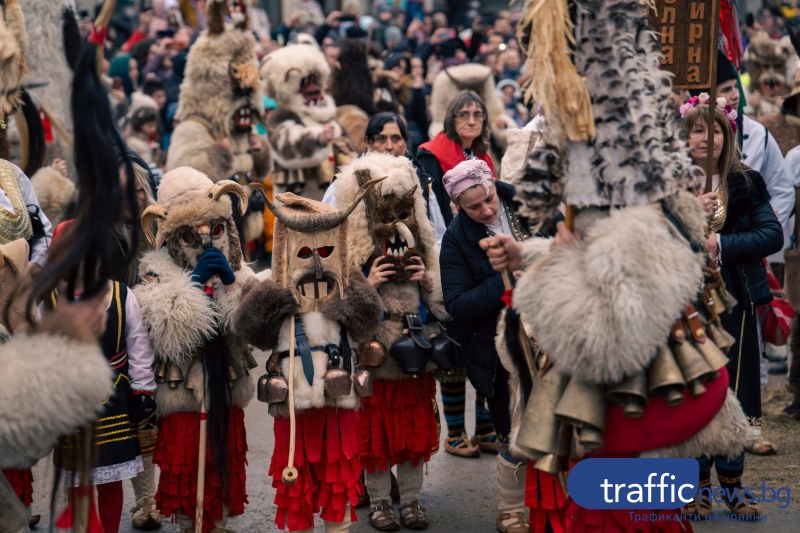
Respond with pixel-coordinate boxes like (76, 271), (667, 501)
(3, 468), (33, 506)
(270, 406), (362, 532)
(526, 462), (568, 533)
(357, 374), (438, 473)
(566, 504), (693, 533)
(154, 408), (248, 533)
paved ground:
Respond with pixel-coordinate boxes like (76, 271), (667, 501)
(28, 351), (800, 532)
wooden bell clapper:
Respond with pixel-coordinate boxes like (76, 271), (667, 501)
(282, 315), (299, 485)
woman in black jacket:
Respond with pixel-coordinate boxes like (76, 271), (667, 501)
(682, 99), (783, 518)
(439, 159), (533, 533)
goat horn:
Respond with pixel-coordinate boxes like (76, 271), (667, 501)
(209, 180), (248, 215)
(140, 204), (169, 247)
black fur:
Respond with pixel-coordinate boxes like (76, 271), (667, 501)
(232, 280), (299, 350)
(204, 330), (231, 495)
(19, 90), (45, 176)
(504, 309), (533, 404)
(323, 269), (382, 343)
(63, 7), (83, 72)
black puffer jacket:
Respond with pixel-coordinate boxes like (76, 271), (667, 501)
(719, 169), (784, 309)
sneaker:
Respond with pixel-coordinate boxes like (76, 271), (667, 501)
(444, 432), (480, 458)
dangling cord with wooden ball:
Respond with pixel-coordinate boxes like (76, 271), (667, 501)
(282, 315), (299, 485)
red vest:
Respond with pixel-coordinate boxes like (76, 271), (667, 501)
(419, 132), (495, 177)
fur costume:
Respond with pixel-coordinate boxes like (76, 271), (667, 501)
(134, 166), (256, 532)
(261, 38), (344, 197)
(335, 154), (446, 510)
(758, 70), (800, 156)
(166, 0), (261, 182)
(508, 1), (751, 530)
(744, 32), (799, 118)
(232, 189), (382, 532)
(18, 0), (80, 163)
(30, 164), (75, 226)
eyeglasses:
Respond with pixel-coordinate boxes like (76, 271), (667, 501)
(456, 111), (486, 121)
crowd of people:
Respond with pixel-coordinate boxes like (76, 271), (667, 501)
(3, 1), (800, 532)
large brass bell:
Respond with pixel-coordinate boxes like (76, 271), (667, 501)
(353, 369), (374, 397)
(166, 364), (184, 389)
(607, 371), (648, 418)
(357, 340), (387, 367)
(648, 345), (686, 406)
(555, 378), (606, 431)
(324, 367), (352, 399)
(707, 323), (736, 354)
(694, 336), (729, 371)
(534, 423), (572, 474)
(257, 373), (289, 404)
(515, 370), (568, 458)
(672, 329), (716, 396)
(534, 453), (561, 475)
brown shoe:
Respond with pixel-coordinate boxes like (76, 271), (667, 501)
(399, 500), (429, 530)
(724, 495), (762, 518)
(474, 432), (500, 454)
(496, 511), (529, 533)
(28, 514), (41, 528)
(369, 500), (400, 532)
(444, 432), (480, 458)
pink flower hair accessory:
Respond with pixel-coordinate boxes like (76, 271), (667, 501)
(679, 92), (738, 133)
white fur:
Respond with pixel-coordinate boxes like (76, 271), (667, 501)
(273, 312), (359, 412)
(134, 249), (220, 364)
(0, 334), (111, 468)
(644, 390), (749, 461)
(269, 116), (338, 170)
(515, 203), (704, 384)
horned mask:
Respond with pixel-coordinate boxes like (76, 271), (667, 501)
(140, 167), (248, 270)
(257, 177), (384, 314)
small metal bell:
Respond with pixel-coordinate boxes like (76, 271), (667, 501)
(578, 426), (604, 452)
(695, 338), (729, 372)
(707, 323), (736, 354)
(555, 378), (606, 431)
(648, 345), (687, 406)
(607, 371), (648, 418)
(357, 340), (387, 367)
(353, 369), (373, 397)
(533, 453), (561, 475)
(243, 348), (259, 370)
(324, 367), (352, 399)
(672, 341), (716, 396)
(228, 363), (242, 383)
(154, 361), (167, 383)
(166, 364), (184, 389)
(257, 373), (289, 404)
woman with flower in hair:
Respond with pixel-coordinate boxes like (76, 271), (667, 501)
(680, 94), (783, 518)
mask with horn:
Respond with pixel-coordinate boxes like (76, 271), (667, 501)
(256, 177), (384, 314)
(140, 167), (248, 270)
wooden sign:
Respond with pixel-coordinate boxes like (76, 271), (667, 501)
(649, 0), (720, 89)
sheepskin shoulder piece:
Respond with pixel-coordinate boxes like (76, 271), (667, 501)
(30, 165), (75, 225)
(336, 152), (437, 272)
(166, 118), (233, 178)
(0, 333), (111, 468)
(214, 264), (255, 331)
(323, 268), (382, 343)
(515, 202), (704, 384)
(134, 248), (220, 364)
(645, 389), (749, 461)
(266, 106), (339, 170)
(232, 278), (299, 351)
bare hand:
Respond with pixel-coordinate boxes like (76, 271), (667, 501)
(367, 256), (396, 288)
(551, 222), (578, 250)
(404, 256), (431, 290)
(698, 192), (718, 220)
(318, 124), (335, 145)
(479, 234), (523, 272)
(36, 286), (109, 343)
(704, 232), (719, 258)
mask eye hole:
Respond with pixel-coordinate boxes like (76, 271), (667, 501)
(178, 228), (199, 247)
(317, 246), (334, 258)
(297, 246), (313, 259)
(399, 211), (409, 220)
(211, 222), (225, 238)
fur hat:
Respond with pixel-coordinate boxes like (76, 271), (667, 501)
(140, 166), (248, 269)
(0, 0), (27, 122)
(428, 64), (505, 138)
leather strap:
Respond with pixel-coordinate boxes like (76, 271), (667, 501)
(294, 317), (314, 386)
(403, 313), (431, 350)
